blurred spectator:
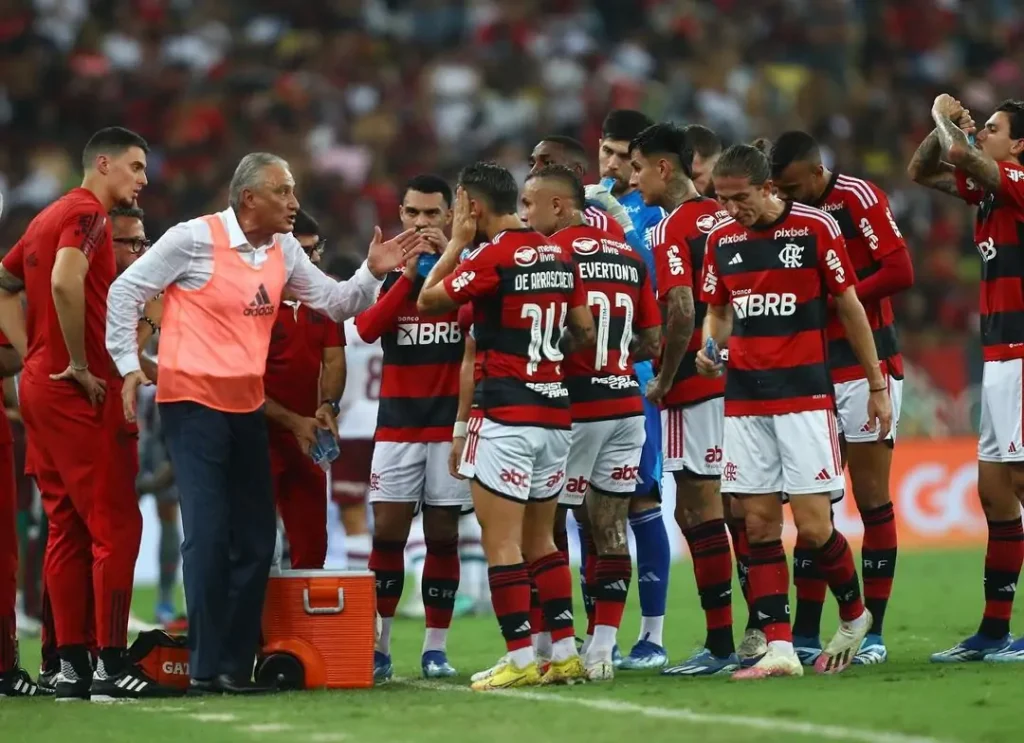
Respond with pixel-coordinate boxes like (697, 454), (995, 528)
(3, 0), (1021, 434)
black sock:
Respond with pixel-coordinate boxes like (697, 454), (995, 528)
(99, 647), (127, 677)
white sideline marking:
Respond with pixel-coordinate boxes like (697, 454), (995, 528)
(398, 679), (952, 743)
(239, 723), (294, 733)
(189, 712), (239, 722)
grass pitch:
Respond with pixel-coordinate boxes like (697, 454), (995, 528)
(1, 549), (1019, 743)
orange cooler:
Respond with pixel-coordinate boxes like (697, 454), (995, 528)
(258, 569), (377, 690)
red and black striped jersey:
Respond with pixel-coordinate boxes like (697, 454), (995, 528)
(584, 205), (627, 242)
(814, 172), (908, 383)
(651, 197), (730, 407)
(442, 228), (586, 429)
(552, 223), (661, 422)
(956, 162), (1024, 362)
(354, 271), (463, 442)
(700, 202), (855, 417)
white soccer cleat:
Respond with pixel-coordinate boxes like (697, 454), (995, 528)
(815, 609), (872, 675)
(731, 643), (803, 679)
(471, 654), (511, 683)
(737, 628), (767, 665)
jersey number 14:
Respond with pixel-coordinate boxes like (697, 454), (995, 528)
(521, 301), (567, 375)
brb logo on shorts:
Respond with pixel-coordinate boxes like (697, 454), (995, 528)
(731, 292), (796, 319)
(500, 468), (530, 489)
(396, 321), (462, 346)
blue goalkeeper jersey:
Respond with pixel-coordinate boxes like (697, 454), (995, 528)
(618, 189), (666, 289)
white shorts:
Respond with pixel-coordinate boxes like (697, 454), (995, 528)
(561, 416), (646, 507)
(369, 441), (471, 507)
(978, 359), (1024, 463)
(721, 409), (845, 501)
(473, 419), (572, 502)
(457, 411), (484, 480)
(834, 376), (903, 443)
(663, 398), (725, 477)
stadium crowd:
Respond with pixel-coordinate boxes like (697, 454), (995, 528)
(1, 0), (1024, 702)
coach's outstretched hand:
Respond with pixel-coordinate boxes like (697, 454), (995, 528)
(51, 364), (107, 407)
(867, 388), (893, 442)
(366, 227), (430, 279)
(121, 369), (152, 423)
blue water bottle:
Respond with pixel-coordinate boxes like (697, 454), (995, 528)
(311, 428), (340, 472)
(417, 252), (440, 279)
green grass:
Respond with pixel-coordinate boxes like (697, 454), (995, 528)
(2, 549), (1021, 743)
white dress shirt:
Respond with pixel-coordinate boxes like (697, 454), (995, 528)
(106, 207), (381, 377)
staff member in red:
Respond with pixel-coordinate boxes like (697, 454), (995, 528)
(0, 327), (47, 696)
(0, 127), (162, 701)
(106, 152), (427, 695)
(264, 209), (345, 569)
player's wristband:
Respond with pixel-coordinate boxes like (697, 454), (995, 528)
(320, 399), (340, 416)
(453, 421), (468, 439)
(140, 315), (159, 334)
(70, 360), (88, 372)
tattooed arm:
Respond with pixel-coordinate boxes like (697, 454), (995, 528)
(559, 304), (597, 356)
(0, 265), (27, 359)
(907, 129), (960, 197)
(646, 285), (695, 404)
(933, 116), (1003, 193)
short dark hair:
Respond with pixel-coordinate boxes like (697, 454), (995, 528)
(292, 208), (319, 237)
(712, 144), (772, 186)
(403, 174), (452, 207)
(539, 135), (588, 160)
(82, 127), (149, 171)
(526, 164), (586, 210)
(995, 99), (1024, 163)
(109, 205), (144, 221)
(767, 131), (820, 178)
(683, 125), (722, 159)
(457, 162), (519, 216)
(630, 123), (693, 179)
(601, 110), (654, 143)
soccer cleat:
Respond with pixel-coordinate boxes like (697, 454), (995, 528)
(852, 634), (888, 665)
(731, 644), (803, 679)
(793, 635), (823, 666)
(662, 648), (740, 677)
(930, 633), (1011, 663)
(471, 654), (509, 683)
(540, 655), (587, 685)
(611, 644), (623, 668)
(737, 628), (767, 667)
(421, 650), (457, 678)
(983, 636), (1024, 663)
(814, 610), (872, 675)
(373, 651), (394, 682)
(584, 656), (615, 681)
(470, 661), (541, 691)
(37, 667), (58, 693)
(0, 666), (55, 697)
(618, 639), (668, 670)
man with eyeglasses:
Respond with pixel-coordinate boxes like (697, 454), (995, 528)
(262, 208), (345, 569)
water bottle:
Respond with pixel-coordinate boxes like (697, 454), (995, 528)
(600, 177), (618, 192)
(311, 427), (340, 472)
(704, 337), (727, 376)
(417, 252), (440, 279)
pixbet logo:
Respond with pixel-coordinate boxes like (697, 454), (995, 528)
(732, 292), (796, 319)
(774, 227), (809, 239)
(500, 468), (530, 489)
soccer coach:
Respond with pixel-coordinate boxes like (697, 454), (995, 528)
(105, 153), (427, 693)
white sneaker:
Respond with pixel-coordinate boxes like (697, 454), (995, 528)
(737, 628), (767, 664)
(815, 609), (872, 675)
(471, 654), (511, 683)
(731, 643), (803, 679)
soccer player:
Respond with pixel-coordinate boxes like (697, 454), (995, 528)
(263, 208), (344, 569)
(597, 109), (673, 669)
(0, 127), (178, 700)
(697, 144), (892, 678)
(908, 96), (1024, 662)
(522, 164), (661, 679)
(418, 163), (595, 690)
(682, 125), (723, 198)
(769, 131), (913, 665)
(629, 123), (739, 675)
(355, 175), (469, 680)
